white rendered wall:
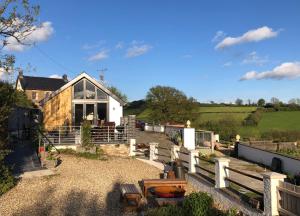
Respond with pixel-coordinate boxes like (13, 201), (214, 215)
(108, 96), (123, 126)
(238, 143), (300, 175)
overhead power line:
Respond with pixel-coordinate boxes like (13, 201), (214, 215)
(33, 44), (72, 74)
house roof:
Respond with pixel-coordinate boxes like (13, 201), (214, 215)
(19, 76), (67, 91)
(40, 72), (126, 106)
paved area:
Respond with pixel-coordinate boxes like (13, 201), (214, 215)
(5, 140), (42, 175)
(136, 130), (266, 194)
(0, 154), (195, 216)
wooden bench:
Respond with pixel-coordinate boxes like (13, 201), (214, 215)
(120, 184), (142, 210)
(141, 179), (187, 197)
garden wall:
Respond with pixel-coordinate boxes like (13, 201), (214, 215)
(238, 143), (300, 175)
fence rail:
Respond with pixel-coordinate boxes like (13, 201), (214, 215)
(278, 181), (300, 216)
(45, 126), (128, 145)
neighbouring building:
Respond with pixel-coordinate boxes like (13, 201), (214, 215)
(15, 71), (68, 105)
(39, 72), (125, 130)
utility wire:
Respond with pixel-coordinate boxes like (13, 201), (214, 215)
(33, 44), (72, 74)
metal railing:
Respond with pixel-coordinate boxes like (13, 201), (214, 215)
(44, 125), (128, 145)
(195, 130), (214, 147)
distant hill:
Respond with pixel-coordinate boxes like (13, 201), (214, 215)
(124, 101), (300, 140)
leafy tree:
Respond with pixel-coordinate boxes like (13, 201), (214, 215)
(288, 98), (300, 105)
(257, 98), (265, 107)
(108, 86), (128, 103)
(146, 85), (198, 124)
(235, 98), (243, 106)
(0, 0), (39, 76)
(270, 97), (280, 105)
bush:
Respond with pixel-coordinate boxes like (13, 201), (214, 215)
(243, 110), (262, 126)
(182, 192), (214, 216)
(261, 130), (300, 142)
(0, 151), (16, 196)
(201, 119), (239, 141)
(146, 205), (184, 216)
(81, 120), (92, 149)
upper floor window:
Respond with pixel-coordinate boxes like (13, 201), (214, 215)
(74, 80), (84, 99)
(86, 80), (96, 99)
(73, 79), (108, 100)
(32, 91), (37, 100)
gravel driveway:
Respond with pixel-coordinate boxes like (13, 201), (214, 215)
(0, 155), (167, 216)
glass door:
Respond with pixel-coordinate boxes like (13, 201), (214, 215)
(74, 104), (84, 126)
(86, 104), (95, 124)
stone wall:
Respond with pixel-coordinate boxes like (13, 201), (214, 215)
(98, 144), (129, 157)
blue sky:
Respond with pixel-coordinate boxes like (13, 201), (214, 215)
(4, 0), (300, 103)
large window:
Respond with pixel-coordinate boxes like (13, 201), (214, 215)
(74, 80), (84, 99)
(73, 79), (108, 100)
(86, 80), (96, 99)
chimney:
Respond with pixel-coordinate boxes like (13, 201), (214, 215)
(18, 69), (23, 79)
(62, 74), (68, 83)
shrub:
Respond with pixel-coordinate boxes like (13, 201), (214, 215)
(261, 130), (300, 142)
(243, 110), (262, 126)
(146, 205), (184, 216)
(81, 120), (93, 149)
(201, 119), (239, 141)
(0, 151), (16, 196)
(182, 192), (214, 216)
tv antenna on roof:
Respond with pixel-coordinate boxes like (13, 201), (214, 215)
(97, 68), (107, 82)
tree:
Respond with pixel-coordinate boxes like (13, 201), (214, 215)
(288, 98), (300, 105)
(146, 85), (198, 124)
(235, 98), (243, 106)
(0, 0), (39, 76)
(270, 97), (280, 105)
(257, 98), (265, 107)
(108, 86), (128, 103)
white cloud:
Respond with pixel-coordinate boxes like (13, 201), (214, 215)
(240, 62), (300, 81)
(88, 50), (109, 61)
(223, 61), (232, 67)
(215, 26), (279, 50)
(212, 31), (226, 42)
(82, 40), (106, 50)
(4, 21), (54, 52)
(242, 51), (268, 66)
(49, 74), (61, 79)
(125, 43), (152, 58)
(115, 41), (124, 49)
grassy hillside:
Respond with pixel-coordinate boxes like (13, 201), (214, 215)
(124, 101), (300, 139)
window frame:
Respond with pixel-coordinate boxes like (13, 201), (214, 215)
(72, 78), (108, 101)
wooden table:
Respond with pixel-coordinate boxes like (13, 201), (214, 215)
(142, 179), (187, 197)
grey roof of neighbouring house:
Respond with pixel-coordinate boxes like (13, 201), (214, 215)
(19, 76), (67, 91)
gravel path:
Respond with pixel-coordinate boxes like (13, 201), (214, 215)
(0, 155), (193, 216)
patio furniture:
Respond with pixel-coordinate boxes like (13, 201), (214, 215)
(141, 179), (187, 197)
(152, 186), (185, 198)
(120, 184), (142, 211)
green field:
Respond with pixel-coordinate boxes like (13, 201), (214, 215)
(125, 103), (300, 139)
(258, 111), (300, 132)
(197, 106), (256, 113)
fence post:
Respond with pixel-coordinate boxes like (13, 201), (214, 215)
(262, 172), (286, 216)
(214, 158), (230, 188)
(58, 126), (61, 144)
(129, 139), (136, 156)
(149, 142), (158, 161)
(171, 145), (180, 161)
(183, 127), (195, 150)
(210, 132), (215, 153)
(189, 149), (199, 173)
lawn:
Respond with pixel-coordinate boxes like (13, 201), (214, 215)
(197, 106), (256, 113)
(258, 111), (300, 132)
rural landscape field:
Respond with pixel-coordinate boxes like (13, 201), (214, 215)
(125, 101), (300, 140)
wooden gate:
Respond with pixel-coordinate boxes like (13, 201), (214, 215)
(277, 181), (300, 216)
